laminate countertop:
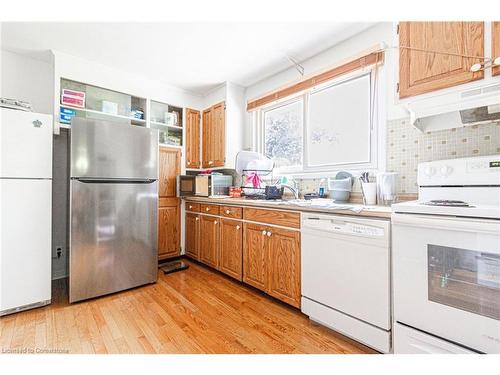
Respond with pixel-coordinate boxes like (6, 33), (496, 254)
(182, 196), (393, 219)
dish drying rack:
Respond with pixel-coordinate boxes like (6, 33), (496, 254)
(240, 168), (276, 198)
(235, 151), (275, 197)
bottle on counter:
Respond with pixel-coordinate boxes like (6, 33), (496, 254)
(318, 178), (327, 198)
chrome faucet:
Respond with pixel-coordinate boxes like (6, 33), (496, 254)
(281, 184), (299, 200)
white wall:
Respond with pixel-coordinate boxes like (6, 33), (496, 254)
(243, 22), (407, 150)
(202, 83), (226, 108)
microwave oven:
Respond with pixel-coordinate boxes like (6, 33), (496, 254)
(178, 174), (233, 197)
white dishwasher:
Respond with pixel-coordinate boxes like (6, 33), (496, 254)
(301, 212), (391, 353)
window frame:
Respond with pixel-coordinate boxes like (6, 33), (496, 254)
(260, 94), (306, 174)
(256, 68), (383, 178)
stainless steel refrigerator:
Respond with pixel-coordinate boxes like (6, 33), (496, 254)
(69, 118), (158, 303)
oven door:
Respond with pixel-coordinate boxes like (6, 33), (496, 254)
(178, 175), (196, 196)
(392, 213), (500, 353)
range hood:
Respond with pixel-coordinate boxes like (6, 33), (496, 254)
(406, 82), (500, 132)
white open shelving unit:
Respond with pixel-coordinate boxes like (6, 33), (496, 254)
(59, 105), (147, 128)
(55, 78), (185, 149)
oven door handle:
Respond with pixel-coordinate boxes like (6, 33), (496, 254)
(392, 213), (500, 235)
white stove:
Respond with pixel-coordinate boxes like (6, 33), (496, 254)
(393, 155), (500, 219)
(392, 155), (500, 354)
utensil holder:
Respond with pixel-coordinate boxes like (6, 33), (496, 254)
(361, 182), (377, 205)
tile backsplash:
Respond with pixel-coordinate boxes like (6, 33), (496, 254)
(294, 119), (500, 196)
(387, 119), (500, 193)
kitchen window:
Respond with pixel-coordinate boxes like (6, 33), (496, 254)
(263, 98), (304, 170)
(258, 71), (379, 175)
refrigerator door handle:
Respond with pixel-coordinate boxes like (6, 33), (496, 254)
(73, 178), (157, 184)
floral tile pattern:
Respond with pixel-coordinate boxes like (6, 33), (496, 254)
(387, 119), (500, 193)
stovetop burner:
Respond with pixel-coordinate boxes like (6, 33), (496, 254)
(422, 200), (471, 207)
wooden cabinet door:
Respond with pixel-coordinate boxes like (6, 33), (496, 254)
(210, 102), (225, 167)
(220, 219), (243, 281)
(185, 108), (201, 169)
(493, 22), (500, 77)
(199, 215), (219, 268)
(159, 147), (181, 197)
(185, 212), (200, 260)
(158, 198), (180, 260)
(202, 108), (212, 168)
(266, 227), (301, 308)
(243, 223), (268, 291)
(399, 22), (484, 98)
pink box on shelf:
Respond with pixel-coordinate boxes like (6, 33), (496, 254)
(61, 89), (86, 108)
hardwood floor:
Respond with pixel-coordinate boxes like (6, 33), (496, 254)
(0, 259), (375, 354)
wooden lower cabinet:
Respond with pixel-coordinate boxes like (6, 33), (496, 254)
(185, 212), (200, 260)
(243, 223), (301, 307)
(242, 223), (268, 292)
(158, 198), (180, 260)
(184, 203), (301, 308)
(199, 215), (219, 268)
(266, 227), (301, 308)
(219, 219), (243, 281)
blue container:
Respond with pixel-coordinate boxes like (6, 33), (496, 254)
(60, 106), (76, 124)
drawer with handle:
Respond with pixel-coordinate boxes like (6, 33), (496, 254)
(186, 202), (200, 212)
(243, 207), (300, 229)
(220, 205), (243, 219)
(200, 203), (220, 215)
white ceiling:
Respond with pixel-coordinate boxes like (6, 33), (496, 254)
(1, 22), (374, 95)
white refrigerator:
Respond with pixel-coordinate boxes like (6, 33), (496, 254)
(0, 108), (52, 316)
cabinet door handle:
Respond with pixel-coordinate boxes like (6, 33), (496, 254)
(267, 231), (272, 237)
(208, 160), (213, 165)
(195, 217), (199, 221)
(189, 205), (193, 209)
(225, 209), (230, 214)
(262, 230), (267, 235)
(206, 207), (210, 211)
(187, 161), (191, 165)
(214, 221), (218, 225)
(236, 225), (240, 230)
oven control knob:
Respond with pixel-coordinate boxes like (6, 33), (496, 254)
(439, 165), (453, 177)
(424, 166), (436, 177)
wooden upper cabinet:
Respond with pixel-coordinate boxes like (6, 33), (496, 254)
(159, 147), (181, 197)
(210, 102), (225, 167)
(158, 198), (180, 260)
(199, 215), (219, 268)
(219, 219), (243, 281)
(399, 22), (485, 98)
(243, 223), (268, 291)
(185, 212), (200, 260)
(493, 22), (500, 77)
(202, 108), (212, 168)
(266, 227), (301, 308)
(202, 102), (225, 168)
(185, 108), (201, 169)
